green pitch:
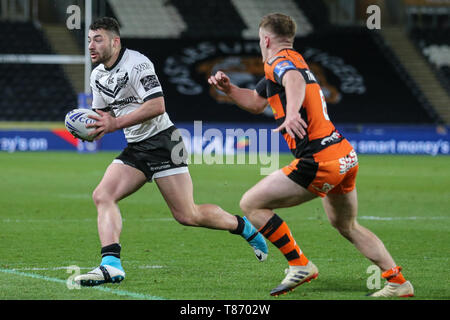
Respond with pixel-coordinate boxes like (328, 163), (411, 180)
(0, 152), (449, 300)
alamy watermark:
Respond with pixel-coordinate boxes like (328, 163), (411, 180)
(366, 265), (382, 290)
(66, 265), (81, 290)
(66, 5), (81, 30)
(366, 5), (381, 30)
(170, 121), (280, 176)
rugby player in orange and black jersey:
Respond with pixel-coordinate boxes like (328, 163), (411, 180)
(208, 13), (413, 298)
(255, 48), (353, 163)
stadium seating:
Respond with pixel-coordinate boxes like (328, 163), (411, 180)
(231, 0), (313, 38)
(0, 0), (443, 125)
(0, 21), (76, 121)
(0, 21), (52, 54)
(409, 27), (450, 93)
(169, 0), (247, 38)
(107, 0), (187, 38)
(292, 0), (330, 31)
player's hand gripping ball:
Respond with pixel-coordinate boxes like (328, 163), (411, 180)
(64, 108), (99, 142)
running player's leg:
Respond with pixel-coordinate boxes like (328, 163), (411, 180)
(322, 189), (413, 297)
(240, 169), (319, 295)
(240, 169), (315, 263)
(75, 162), (146, 286)
(240, 169), (317, 228)
(154, 172), (268, 261)
(322, 189), (396, 269)
(155, 171), (237, 229)
(93, 162), (147, 246)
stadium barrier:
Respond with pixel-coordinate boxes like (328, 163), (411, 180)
(1, 123), (448, 156)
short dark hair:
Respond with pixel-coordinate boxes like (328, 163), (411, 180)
(259, 13), (296, 41)
(89, 17), (120, 37)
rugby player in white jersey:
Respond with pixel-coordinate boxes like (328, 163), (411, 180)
(73, 17), (268, 286)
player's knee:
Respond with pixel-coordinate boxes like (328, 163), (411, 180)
(172, 207), (199, 227)
(92, 187), (114, 207)
(239, 192), (254, 215)
(337, 228), (353, 241)
(174, 215), (198, 226)
(240, 193), (263, 222)
(332, 220), (357, 240)
(92, 188), (101, 206)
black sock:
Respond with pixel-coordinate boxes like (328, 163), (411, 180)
(229, 215), (245, 234)
(101, 243), (121, 259)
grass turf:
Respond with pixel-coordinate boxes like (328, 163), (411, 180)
(0, 152), (449, 300)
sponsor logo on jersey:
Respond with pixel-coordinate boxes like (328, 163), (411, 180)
(116, 73), (128, 89)
(140, 75), (160, 91)
(108, 96), (138, 108)
(273, 60), (296, 79)
(134, 62), (151, 73)
(96, 72), (129, 98)
(321, 131), (342, 146)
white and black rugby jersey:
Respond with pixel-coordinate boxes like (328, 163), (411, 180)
(90, 48), (173, 143)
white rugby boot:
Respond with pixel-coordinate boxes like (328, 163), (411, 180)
(74, 265), (125, 286)
(270, 261), (319, 296)
(368, 281), (414, 298)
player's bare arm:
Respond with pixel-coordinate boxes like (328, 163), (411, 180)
(273, 70), (307, 139)
(87, 96), (166, 139)
(208, 71), (267, 114)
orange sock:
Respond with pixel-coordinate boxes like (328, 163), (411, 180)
(259, 214), (309, 266)
(382, 266), (406, 284)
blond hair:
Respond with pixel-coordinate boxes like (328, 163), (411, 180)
(259, 13), (296, 42)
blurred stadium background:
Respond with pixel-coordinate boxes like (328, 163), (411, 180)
(1, 0), (449, 302)
(0, 0), (449, 154)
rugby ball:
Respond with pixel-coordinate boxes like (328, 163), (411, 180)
(65, 108), (99, 142)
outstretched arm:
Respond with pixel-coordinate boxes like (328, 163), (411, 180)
(208, 71), (268, 114)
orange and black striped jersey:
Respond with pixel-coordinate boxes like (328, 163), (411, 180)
(255, 48), (353, 162)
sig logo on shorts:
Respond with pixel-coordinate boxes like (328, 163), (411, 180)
(339, 150), (358, 174)
(312, 182), (335, 193)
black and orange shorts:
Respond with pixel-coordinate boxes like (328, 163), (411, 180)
(282, 149), (359, 197)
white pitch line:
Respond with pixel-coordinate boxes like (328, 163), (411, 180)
(57, 193), (91, 199)
(307, 216), (448, 221)
(0, 267), (166, 300)
(138, 265), (164, 269)
(358, 216), (448, 221)
(2, 217), (174, 223)
(9, 265), (164, 271)
(9, 266), (94, 271)
(3, 216), (448, 224)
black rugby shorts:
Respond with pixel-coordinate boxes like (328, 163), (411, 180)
(114, 126), (188, 182)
